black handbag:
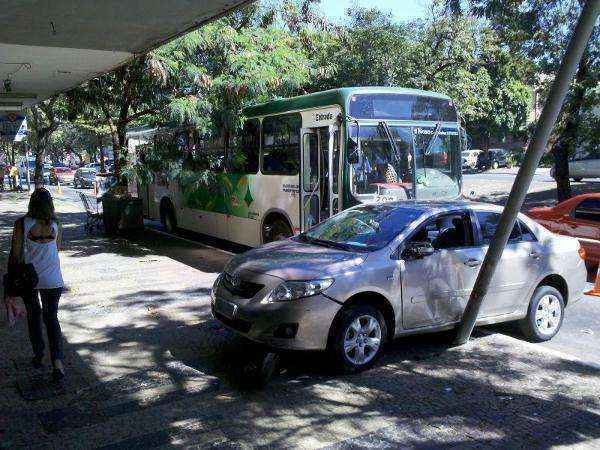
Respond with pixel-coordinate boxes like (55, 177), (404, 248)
(2, 218), (38, 297)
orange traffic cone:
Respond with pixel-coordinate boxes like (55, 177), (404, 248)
(93, 181), (97, 197)
(56, 178), (63, 195)
(585, 264), (600, 297)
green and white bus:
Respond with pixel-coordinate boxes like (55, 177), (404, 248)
(139, 87), (465, 247)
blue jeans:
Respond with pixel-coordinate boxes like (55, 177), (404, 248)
(22, 288), (64, 362)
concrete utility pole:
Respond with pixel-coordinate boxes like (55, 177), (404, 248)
(455, 0), (600, 345)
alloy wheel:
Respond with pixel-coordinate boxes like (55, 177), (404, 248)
(343, 315), (382, 365)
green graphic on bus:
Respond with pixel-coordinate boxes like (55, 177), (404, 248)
(182, 173), (254, 218)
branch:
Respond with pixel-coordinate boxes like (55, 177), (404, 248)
(125, 106), (161, 123)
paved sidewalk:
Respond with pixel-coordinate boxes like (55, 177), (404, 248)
(1, 191), (600, 449)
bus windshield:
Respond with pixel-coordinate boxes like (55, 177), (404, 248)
(349, 123), (461, 201)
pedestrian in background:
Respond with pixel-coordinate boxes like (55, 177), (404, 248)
(0, 163), (5, 191)
(5, 188), (65, 381)
(9, 164), (19, 191)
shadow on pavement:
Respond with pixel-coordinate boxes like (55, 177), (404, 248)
(2, 193), (600, 448)
(48, 293), (600, 447)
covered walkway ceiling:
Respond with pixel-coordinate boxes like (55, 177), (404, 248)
(0, 0), (252, 112)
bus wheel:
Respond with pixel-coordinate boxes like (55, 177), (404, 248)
(264, 219), (292, 243)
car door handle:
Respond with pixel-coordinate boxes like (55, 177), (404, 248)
(530, 251), (541, 259)
(464, 259), (482, 267)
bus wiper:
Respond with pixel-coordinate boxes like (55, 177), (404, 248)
(423, 122), (443, 156)
(378, 121), (403, 166)
(419, 121), (443, 181)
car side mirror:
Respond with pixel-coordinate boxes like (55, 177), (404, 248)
(401, 241), (435, 260)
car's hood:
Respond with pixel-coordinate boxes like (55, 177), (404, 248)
(225, 239), (366, 280)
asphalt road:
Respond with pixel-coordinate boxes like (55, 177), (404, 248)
(463, 168), (555, 183)
(51, 183), (600, 366)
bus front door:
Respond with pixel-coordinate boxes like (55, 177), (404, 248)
(300, 126), (339, 232)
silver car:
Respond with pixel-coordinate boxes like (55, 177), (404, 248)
(212, 201), (587, 373)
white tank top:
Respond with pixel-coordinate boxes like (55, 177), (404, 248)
(23, 217), (64, 290)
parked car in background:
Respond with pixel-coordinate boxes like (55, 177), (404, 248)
(550, 149), (600, 182)
(212, 201), (586, 373)
(52, 163), (75, 185)
(476, 148), (510, 171)
(73, 167), (98, 189)
(527, 193), (600, 273)
(462, 149), (482, 170)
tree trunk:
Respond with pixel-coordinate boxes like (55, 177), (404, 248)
(34, 141), (45, 188)
(99, 146), (106, 173)
(551, 49), (589, 202)
(553, 140), (572, 201)
(116, 122), (127, 182)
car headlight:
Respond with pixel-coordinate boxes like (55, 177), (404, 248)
(267, 279), (334, 302)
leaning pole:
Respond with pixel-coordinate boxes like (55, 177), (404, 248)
(455, 0), (600, 345)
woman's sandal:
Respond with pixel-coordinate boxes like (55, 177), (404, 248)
(51, 360), (65, 382)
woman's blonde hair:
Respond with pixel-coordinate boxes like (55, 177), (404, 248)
(26, 188), (58, 225)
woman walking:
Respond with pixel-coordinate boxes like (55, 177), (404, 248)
(6, 188), (65, 381)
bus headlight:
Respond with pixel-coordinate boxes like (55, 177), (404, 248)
(267, 279), (334, 302)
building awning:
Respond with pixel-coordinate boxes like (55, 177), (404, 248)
(0, 0), (252, 112)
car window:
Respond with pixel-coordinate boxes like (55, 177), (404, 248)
(476, 211), (522, 245)
(409, 213), (474, 250)
(573, 199), (600, 222)
(571, 150), (591, 162)
(519, 221), (537, 242)
(235, 118), (260, 173)
(261, 114), (301, 175)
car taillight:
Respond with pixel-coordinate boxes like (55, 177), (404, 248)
(578, 244), (586, 260)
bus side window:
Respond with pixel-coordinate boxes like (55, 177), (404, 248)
(261, 114), (301, 175)
(238, 119), (260, 173)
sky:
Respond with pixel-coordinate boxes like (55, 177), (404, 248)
(319, 0), (429, 22)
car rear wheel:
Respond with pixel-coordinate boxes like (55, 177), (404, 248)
(519, 286), (564, 342)
(491, 161), (499, 170)
(330, 305), (387, 373)
(572, 177), (583, 182)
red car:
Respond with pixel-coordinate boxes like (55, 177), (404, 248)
(527, 193), (600, 271)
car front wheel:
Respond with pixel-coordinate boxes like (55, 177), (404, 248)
(519, 286), (564, 342)
(330, 305), (387, 373)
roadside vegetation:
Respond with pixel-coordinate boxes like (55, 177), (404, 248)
(3, 0), (597, 200)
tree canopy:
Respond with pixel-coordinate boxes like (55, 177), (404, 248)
(26, 0), (595, 201)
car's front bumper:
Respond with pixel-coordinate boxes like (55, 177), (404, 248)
(212, 289), (341, 351)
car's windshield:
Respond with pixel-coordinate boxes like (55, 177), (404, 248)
(299, 204), (424, 252)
